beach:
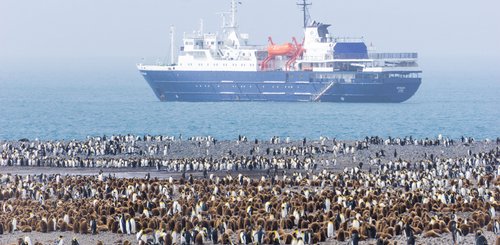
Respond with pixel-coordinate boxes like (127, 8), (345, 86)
(1, 136), (499, 245)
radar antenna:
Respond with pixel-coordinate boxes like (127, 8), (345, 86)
(230, 0), (241, 28)
(297, 0), (312, 28)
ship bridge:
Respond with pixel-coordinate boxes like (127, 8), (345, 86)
(333, 42), (368, 59)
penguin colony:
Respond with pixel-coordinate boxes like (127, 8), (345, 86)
(0, 135), (499, 245)
(3, 135), (496, 170)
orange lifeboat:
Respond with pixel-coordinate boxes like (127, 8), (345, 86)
(267, 43), (296, 56)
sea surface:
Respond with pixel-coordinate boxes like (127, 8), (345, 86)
(0, 59), (499, 141)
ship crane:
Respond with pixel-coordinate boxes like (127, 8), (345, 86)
(285, 37), (305, 71)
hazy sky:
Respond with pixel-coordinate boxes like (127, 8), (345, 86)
(1, 0), (499, 74)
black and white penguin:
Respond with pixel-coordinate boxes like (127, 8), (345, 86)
(119, 214), (126, 234)
(474, 230), (487, 245)
(130, 218), (136, 234)
(126, 218), (131, 235)
(351, 231), (360, 245)
(239, 230), (247, 244)
(303, 229), (311, 245)
(12, 218), (17, 232)
(456, 228), (464, 245)
(90, 218), (97, 235)
(253, 228), (264, 244)
(183, 229), (192, 245)
(327, 221), (334, 238)
(136, 229), (143, 241)
(494, 219), (500, 235)
(211, 228), (218, 244)
(450, 215), (458, 244)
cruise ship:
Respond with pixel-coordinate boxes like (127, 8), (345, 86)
(138, 0), (421, 102)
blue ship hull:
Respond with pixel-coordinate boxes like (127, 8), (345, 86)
(140, 70), (421, 103)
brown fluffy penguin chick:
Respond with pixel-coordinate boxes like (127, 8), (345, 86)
(195, 232), (205, 245)
(80, 220), (88, 234)
(37, 220), (48, 233)
(336, 229), (346, 242)
(73, 220), (80, 233)
(423, 229), (440, 238)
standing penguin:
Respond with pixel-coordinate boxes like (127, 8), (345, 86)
(24, 236), (32, 245)
(56, 235), (64, 245)
(493, 219), (500, 235)
(71, 237), (79, 245)
(126, 218), (131, 235)
(474, 230), (487, 245)
(240, 230), (247, 244)
(183, 229), (192, 245)
(327, 221), (334, 238)
(405, 220), (415, 245)
(450, 216), (458, 245)
(90, 218), (97, 235)
(119, 215), (126, 234)
(211, 227), (219, 244)
(272, 231), (281, 245)
(334, 213), (341, 230)
(254, 227), (264, 245)
(351, 230), (360, 245)
(12, 218), (17, 232)
(130, 218), (136, 234)
(303, 229), (311, 245)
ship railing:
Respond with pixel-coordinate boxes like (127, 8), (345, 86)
(369, 53), (418, 60)
(333, 37), (364, 43)
(334, 53), (369, 59)
(300, 55), (335, 61)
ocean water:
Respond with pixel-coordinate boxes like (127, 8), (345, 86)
(0, 59), (499, 141)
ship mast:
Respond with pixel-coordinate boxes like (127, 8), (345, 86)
(170, 25), (175, 65)
(223, 0), (241, 48)
(230, 0), (238, 28)
(297, 0), (312, 28)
